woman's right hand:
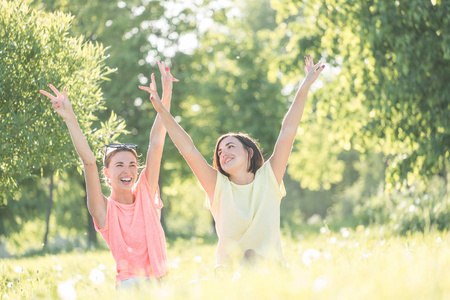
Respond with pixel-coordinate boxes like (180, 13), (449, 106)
(39, 84), (74, 120)
(139, 61), (178, 112)
(139, 79), (164, 112)
(156, 60), (179, 97)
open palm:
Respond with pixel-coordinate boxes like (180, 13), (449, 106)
(303, 55), (324, 87)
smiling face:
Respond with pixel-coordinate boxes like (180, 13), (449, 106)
(217, 136), (251, 175)
(213, 133), (264, 177)
(103, 151), (138, 192)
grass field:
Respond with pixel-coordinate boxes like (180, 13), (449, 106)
(1, 228), (449, 299)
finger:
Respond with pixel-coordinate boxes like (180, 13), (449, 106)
(139, 86), (158, 96)
(308, 54), (313, 68)
(39, 90), (55, 99)
(303, 66), (308, 74)
(150, 73), (156, 91)
(49, 84), (62, 98)
(313, 60), (322, 71)
(52, 103), (60, 109)
(157, 61), (165, 75)
(166, 67), (179, 82)
(62, 87), (68, 100)
(314, 65), (325, 76)
(139, 85), (151, 92)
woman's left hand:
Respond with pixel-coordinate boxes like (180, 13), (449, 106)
(302, 54), (325, 87)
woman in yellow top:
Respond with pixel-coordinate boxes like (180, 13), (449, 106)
(140, 55), (324, 272)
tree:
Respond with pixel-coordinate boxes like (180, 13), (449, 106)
(0, 0), (126, 240)
(270, 0), (450, 189)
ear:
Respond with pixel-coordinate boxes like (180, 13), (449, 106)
(247, 148), (254, 159)
(103, 167), (109, 179)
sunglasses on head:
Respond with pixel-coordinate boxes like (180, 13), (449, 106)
(103, 143), (138, 164)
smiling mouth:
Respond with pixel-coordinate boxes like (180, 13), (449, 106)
(223, 157), (233, 165)
(120, 178), (132, 183)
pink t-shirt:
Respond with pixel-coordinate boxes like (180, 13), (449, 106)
(94, 169), (168, 284)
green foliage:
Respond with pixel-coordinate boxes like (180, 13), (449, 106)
(289, 122), (345, 191)
(162, 177), (213, 238)
(3, 0), (448, 247)
(0, 0), (124, 204)
(352, 176), (450, 235)
(270, 0), (450, 187)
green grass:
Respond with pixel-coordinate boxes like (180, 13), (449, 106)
(1, 228), (449, 299)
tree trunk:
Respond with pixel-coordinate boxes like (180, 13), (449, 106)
(43, 174), (53, 250)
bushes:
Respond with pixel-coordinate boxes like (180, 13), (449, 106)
(332, 175), (449, 234)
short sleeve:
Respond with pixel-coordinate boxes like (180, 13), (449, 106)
(265, 162), (286, 200)
(135, 169), (163, 209)
(204, 171), (226, 213)
(93, 203), (109, 233)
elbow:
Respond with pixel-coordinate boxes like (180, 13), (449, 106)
(82, 155), (97, 167)
(180, 144), (198, 157)
(149, 137), (165, 148)
(280, 126), (297, 138)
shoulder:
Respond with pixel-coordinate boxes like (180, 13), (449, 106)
(255, 161), (272, 178)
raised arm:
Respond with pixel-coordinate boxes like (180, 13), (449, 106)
(39, 85), (107, 228)
(268, 55), (325, 185)
(139, 80), (217, 201)
(142, 61), (178, 194)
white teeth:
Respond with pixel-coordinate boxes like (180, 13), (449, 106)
(121, 178), (132, 182)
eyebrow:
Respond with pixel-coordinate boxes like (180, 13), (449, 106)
(114, 161), (137, 165)
(218, 142), (235, 152)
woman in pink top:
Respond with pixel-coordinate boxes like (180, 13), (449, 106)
(40, 61), (178, 288)
(141, 55), (324, 274)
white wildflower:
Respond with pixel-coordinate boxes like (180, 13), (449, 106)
(57, 280), (77, 300)
(14, 266), (23, 273)
(301, 249), (320, 266)
(340, 227), (350, 238)
(89, 268), (105, 284)
(312, 275), (328, 291)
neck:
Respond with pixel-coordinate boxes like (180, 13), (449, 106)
(110, 189), (134, 204)
(229, 170), (255, 185)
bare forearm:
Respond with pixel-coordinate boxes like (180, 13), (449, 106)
(157, 105), (197, 155)
(64, 114), (96, 165)
(149, 92), (171, 147)
(281, 83), (311, 133)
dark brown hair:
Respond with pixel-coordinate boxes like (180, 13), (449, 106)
(213, 133), (264, 177)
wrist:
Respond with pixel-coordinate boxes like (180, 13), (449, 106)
(64, 112), (77, 122)
(298, 82), (311, 92)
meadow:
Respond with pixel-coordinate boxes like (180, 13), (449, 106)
(1, 227), (449, 300)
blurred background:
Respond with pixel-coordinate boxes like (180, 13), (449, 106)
(1, 0), (449, 257)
